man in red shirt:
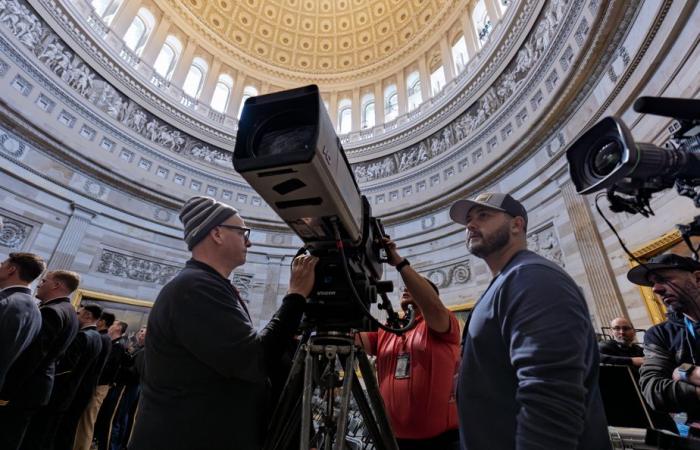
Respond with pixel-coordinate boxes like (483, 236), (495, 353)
(358, 239), (460, 450)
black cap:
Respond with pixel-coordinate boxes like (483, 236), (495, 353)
(449, 192), (528, 226)
(626, 254), (700, 287)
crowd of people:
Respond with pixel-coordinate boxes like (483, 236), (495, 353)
(2, 192), (700, 450)
(0, 254), (148, 450)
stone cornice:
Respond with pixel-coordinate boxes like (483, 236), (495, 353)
(31, 0), (236, 148)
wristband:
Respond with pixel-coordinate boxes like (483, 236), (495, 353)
(396, 258), (410, 272)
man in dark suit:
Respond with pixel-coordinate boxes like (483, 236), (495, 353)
(0, 270), (80, 450)
(57, 312), (113, 450)
(129, 196), (318, 450)
(22, 303), (104, 450)
(0, 252), (45, 390)
(77, 319), (127, 450)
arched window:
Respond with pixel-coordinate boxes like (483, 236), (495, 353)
(452, 36), (469, 73)
(92, 0), (122, 24)
(123, 8), (155, 54)
(182, 57), (208, 98)
(361, 93), (375, 129)
(406, 71), (422, 111)
(211, 74), (234, 113)
(153, 36), (182, 80)
(430, 66), (446, 95)
(337, 99), (352, 134)
(472, 0), (492, 47)
(384, 85), (398, 122)
(238, 86), (259, 118)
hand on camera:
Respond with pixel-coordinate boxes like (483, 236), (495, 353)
(382, 237), (403, 266)
(287, 254), (319, 298)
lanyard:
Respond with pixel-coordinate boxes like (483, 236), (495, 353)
(686, 316), (698, 340)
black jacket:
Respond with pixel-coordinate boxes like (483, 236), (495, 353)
(98, 337), (127, 386)
(0, 297), (78, 408)
(49, 325), (103, 412)
(599, 340), (644, 366)
(129, 259), (307, 450)
(640, 313), (700, 421)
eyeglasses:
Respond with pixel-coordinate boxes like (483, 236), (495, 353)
(218, 225), (251, 241)
(611, 326), (632, 331)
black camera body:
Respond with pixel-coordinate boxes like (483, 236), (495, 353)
(233, 85), (392, 331)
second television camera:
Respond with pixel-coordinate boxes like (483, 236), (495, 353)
(233, 85), (399, 332)
(566, 96), (700, 256)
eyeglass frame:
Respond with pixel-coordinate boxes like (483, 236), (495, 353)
(218, 224), (251, 241)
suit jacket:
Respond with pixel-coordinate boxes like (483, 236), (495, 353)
(72, 330), (112, 412)
(49, 325), (102, 412)
(0, 297), (78, 408)
(0, 286), (41, 391)
(129, 259), (307, 450)
(98, 337), (126, 386)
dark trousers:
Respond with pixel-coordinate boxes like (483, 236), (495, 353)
(396, 429), (460, 450)
(109, 384), (140, 450)
(94, 385), (124, 450)
(20, 407), (65, 450)
(0, 404), (36, 450)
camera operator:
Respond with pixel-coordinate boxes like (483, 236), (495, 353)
(628, 254), (700, 434)
(129, 196), (317, 450)
(357, 238), (460, 450)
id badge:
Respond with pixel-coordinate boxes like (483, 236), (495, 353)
(395, 352), (410, 379)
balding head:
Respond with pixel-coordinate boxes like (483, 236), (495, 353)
(610, 317), (636, 345)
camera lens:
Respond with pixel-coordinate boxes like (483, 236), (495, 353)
(590, 140), (623, 177)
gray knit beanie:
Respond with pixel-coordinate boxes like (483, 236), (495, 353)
(179, 196), (239, 250)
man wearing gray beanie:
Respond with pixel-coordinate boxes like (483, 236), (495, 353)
(130, 196), (318, 450)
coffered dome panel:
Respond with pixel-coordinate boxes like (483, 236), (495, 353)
(178, 0), (450, 73)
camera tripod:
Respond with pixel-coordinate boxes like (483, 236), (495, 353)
(264, 331), (399, 450)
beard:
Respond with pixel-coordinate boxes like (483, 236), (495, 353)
(468, 221), (511, 258)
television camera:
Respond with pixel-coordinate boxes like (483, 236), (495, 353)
(233, 85), (410, 450)
(566, 96), (700, 257)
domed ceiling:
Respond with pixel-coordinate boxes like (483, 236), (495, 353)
(176, 0), (452, 74)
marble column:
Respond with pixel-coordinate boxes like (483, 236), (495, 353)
(198, 59), (223, 105)
(110, 0), (143, 38)
(169, 39), (198, 88)
(396, 69), (408, 115)
(417, 54), (431, 102)
(374, 82), (385, 125)
(440, 36), (455, 83)
(352, 87), (361, 131)
(139, 16), (171, 67)
(47, 204), (96, 270)
(560, 180), (627, 328)
(461, 11), (480, 57)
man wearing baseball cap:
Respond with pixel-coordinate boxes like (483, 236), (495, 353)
(450, 192), (611, 450)
(629, 254), (700, 432)
(130, 196), (318, 450)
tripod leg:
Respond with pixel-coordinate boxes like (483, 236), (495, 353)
(301, 348), (314, 450)
(265, 343), (309, 450)
(356, 350), (399, 450)
(333, 346), (356, 450)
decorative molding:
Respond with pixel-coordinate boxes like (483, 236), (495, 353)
(422, 259), (472, 289)
(0, 0), (232, 168)
(527, 222), (564, 267)
(232, 272), (254, 302)
(0, 130), (26, 158)
(96, 249), (181, 285)
(0, 213), (33, 249)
